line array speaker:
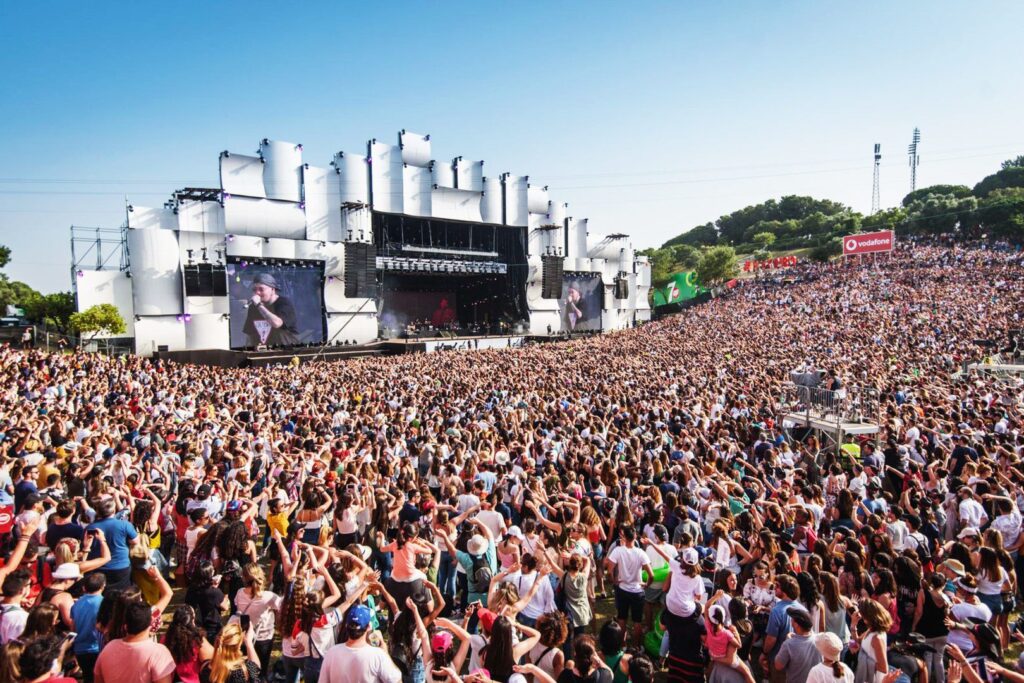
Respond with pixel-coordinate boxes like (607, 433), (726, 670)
(344, 243), (377, 298)
(541, 255), (564, 299)
(614, 276), (629, 300)
(183, 265), (201, 296)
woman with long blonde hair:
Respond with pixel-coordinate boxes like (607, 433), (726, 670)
(206, 623), (261, 683)
(233, 564), (280, 678)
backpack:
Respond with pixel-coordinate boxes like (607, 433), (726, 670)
(469, 553), (492, 593)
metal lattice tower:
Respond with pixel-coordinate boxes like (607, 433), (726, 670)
(871, 143), (882, 214)
(907, 127), (921, 193)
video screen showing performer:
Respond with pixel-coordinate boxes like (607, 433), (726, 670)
(226, 261), (325, 349)
(561, 272), (602, 332)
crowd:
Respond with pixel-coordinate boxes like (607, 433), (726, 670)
(0, 240), (1021, 683)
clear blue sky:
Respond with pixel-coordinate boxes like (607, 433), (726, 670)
(2, 1), (1022, 292)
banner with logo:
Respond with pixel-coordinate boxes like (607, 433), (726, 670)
(661, 271), (704, 305)
(842, 230), (894, 256)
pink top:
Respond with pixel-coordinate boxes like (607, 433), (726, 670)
(705, 620), (735, 659)
(380, 541), (420, 582)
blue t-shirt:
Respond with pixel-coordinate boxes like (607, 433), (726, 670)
(766, 599), (806, 659)
(71, 593), (103, 654)
(86, 517), (138, 570)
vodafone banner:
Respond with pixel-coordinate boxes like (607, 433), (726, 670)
(843, 230), (894, 256)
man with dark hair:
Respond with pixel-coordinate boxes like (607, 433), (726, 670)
(0, 570), (31, 644)
(85, 497), (137, 590)
(45, 498), (84, 549)
(94, 600), (175, 683)
(774, 607), (821, 683)
(318, 605), (400, 683)
(71, 572), (106, 683)
(761, 575), (806, 683)
(18, 635), (76, 683)
(605, 525), (652, 646)
(243, 272), (300, 347)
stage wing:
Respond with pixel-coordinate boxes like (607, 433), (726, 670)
(134, 315), (187, 354)
(127, 227), (183, 316)
(185, 313), (230, 350)
(403, 165), (433, 217)
(302, 165), (342, 242)
(400, 131), (431, 167)
(369, 141), (403, 214)
(259, 140), (303, 203)
(334, 152), (369, 204)
(220, 153), (266, 198)
(481, 177), (502, 224)
(127, 205), (176, 230)
(456, 159), (484, 192)
(223, 196), (306, 240)
(431, 188), (482, 222)
(77, 271), (135, 337)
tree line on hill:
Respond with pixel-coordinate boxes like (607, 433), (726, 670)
(641, 155), (1024, 289)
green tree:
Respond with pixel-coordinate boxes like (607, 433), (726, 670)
(1001, 155), (1024, 170)
(904, 195), (978, 234)
(809, 237), (842, 262)
(69, 304), (127, 339)
(694, 246), (737, 288)
(974, 166), (1024, 198)
(0, 246), (10, 270)
(752, 232), (776, 249)
(901, 184), (972, 207)
(663, 222), (717, 248)
(0, 276), (40, 314)
(23, 291), (76, 331)
(977, 188), (1024, 240)
(669, 244), (700, 269)
(862, 206), (908, 233)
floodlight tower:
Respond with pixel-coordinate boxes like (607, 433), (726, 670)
(907, 128), (921, 193)
(871, 144), (882, 214)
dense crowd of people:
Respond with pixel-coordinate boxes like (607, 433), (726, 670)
(0, 240), (1022, 683)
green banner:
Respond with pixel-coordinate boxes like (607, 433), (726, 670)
(661, 271), (704, 304)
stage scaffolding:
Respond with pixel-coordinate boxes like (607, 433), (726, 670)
(69, 224), (129, 288)
(777, 383), (881, 456)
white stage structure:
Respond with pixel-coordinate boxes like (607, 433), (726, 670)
(74, 132), (651, 356)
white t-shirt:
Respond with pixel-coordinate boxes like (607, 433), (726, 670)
(807, 662), (854, 683)
(665, 560), (705, 617)
(959, 498), (987, 528)
(991, 509), (1022, 549)
(607, 544), (651, 594)
(233, 589), (282, 641)
(948, 601), (992, 651)
(318, 642), (401, 683)
(475, 509), (506, 540)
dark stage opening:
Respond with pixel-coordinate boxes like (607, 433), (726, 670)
(378, 272), (526, 338)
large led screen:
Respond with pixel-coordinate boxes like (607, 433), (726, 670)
(561, 272), (602, 332)
(226, 259), (325, 348)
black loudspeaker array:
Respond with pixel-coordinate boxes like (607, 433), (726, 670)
(184, 264), (228, 297)
(183, 265), (201, 296)
(614, 276), (629, 300)
(541, 255), (564, 299)
(344, 243), (377, 298)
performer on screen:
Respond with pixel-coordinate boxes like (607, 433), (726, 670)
(561, 285), (584, 331)
(243, 272), (301, 347)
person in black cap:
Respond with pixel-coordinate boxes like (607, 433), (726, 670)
(243, 272), (301, 347)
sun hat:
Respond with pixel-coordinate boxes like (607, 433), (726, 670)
(814, 632), (843, 660)
(431, 631), (454, 653)
(467, 534), (488, 555)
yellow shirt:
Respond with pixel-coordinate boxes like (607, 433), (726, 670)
(37, 462), (60, 488)
(267, 512), (289, 537)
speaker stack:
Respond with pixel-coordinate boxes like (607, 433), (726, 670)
(541, 255), (564, 299)
(614, 275), (629, 300)
(183, 265), (201, 296)
(345, 243), (377, 298)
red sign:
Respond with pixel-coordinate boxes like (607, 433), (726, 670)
(743, 255), (798, 272)
(0, 505), (13, 534)
(843, 230), (894, 256)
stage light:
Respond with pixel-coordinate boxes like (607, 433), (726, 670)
(226, 234), (235, 243)
(76, 270), (84, 278)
